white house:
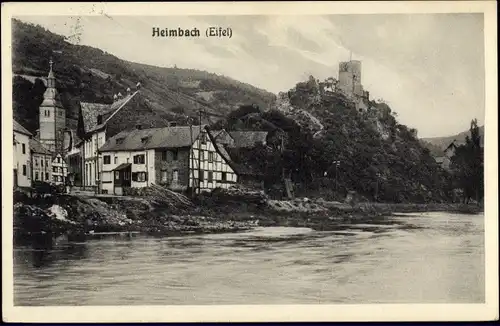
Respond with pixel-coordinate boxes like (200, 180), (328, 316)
(13, 120), (32, 188)
(98, 125), (238, 195)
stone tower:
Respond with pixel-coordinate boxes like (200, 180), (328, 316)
(338, 60), (364, 99)
(39, 58), (66, 153)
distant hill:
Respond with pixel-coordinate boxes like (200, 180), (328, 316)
(11, 19), (276, 134)
(421, 125), (485, 156)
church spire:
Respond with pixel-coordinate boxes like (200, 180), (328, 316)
(47, 57), (56, 88)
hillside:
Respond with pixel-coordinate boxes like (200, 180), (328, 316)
(217, 77), (453, 203)
(11, 19), (276, 134)
(421, 125), (485, 154)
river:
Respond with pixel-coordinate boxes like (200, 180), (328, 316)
(13, 212), (484, 305)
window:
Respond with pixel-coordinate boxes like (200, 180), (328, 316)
(132, 172), (147, 182)
(53, 167), (57, 173)
(114, 157), (118, 164)
(22, 143), (26, 154)
(41, 159), (44, 167)
(57, 157), (61, 163)
(172, 149), (178, 161)
(199, 151), (204, 161)
(97, 115), (103, 125)
(60, 167), (64, 173)
(35, 172), (39, 180)
(22, 165), (27, 176)
(53, 176), (57, 182)
(199, 170), (204, 182)
(133, 154), (145, 164)
(45, 172), (49, 181)
(115, 171), (120, 180)
(208, 171), (213, 182)
(172, 170), (178, 184)
(161, 170), (167, 182)
(222, 172), (227, 181)
(208, 152), (214, 163)
(116, 137), (125, 145)
(35, 159), (38, 167)
(44, 110), (50, 117)
(161, 151), (167, 161)
(45, 160), (49, 167)
(200, 132), (207, 144)
(124, 171), (130, 181)
(103, 155), (111, 164)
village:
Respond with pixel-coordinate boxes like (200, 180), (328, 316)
(13, 57), (464, 202)
(12, 58), (365, 199)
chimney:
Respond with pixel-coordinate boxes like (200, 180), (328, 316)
(126, 87), (131, 95)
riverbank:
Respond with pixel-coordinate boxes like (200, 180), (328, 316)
(13, 187), (483, 243)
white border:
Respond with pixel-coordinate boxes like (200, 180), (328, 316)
(2, 1), (498, 322)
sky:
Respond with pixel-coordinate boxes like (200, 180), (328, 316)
(17, 14), (485, 138)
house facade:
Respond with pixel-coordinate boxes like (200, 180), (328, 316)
(52, 153), (68, 185)
(77, 89), (169, 190)
(13, 120), (32, 188)
(98, 125), (238, 195)
(30, 138), (52, 183)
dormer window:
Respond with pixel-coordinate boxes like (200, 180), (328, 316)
(97, 115), (103, 125)
(116, 137), (125, 145)
(200, 132), (207, 145)
(141, 136), (150, 144)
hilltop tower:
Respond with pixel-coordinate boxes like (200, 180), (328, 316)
(338, 60), (364, 99)
(38, 58), (66, 153)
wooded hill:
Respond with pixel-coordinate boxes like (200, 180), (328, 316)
(11, 19), (276, 134)
(421, 125), (485, 156)
(215, 77), (454, 203)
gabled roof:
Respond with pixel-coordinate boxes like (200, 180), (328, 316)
(13, 120), (32, 136)
(80, 102), (110, 133)
(81, 91), (139, 134)
(228, 131), (268, 148)
(99, 125), (206, 152)
(29, 138), (50, 155)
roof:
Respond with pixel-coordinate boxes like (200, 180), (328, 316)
(113, 163), (131, 171)
(228, 131), (268, 148)
(13, 120), (32, 136)
(99, 125), (206, 152)
(81, 91), (139, 134)
(29, 138), (51, 155)
(80, 102), (111, 133)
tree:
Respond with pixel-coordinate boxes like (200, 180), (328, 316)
(450, 119), (484, 205)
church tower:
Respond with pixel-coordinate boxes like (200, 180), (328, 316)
(39, 58), (66, 153)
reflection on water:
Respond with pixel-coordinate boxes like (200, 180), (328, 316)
(14, 212), (484, 305)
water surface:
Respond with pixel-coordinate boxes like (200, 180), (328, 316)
(14, 212), (484, 305)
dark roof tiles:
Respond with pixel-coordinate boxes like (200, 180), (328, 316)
(29, 138), (51, 155)
(99, 125), (206, 152)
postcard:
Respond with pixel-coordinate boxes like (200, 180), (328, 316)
(2, 1), (498, 322)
